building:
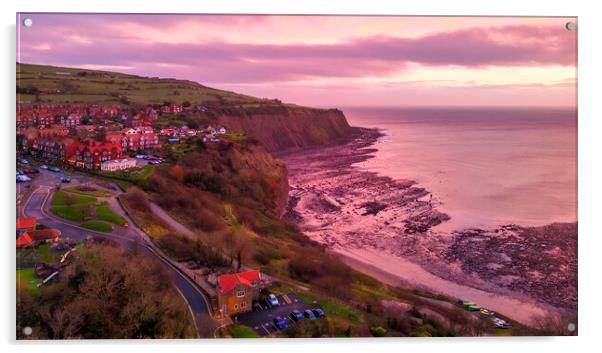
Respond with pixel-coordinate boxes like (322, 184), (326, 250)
(105, 128), (161, 151)
(72, 139), (123, 169)
(16, 229), (61, 248)
(101, 157), (137, 172)
(217, 270), (262, 316)
(16, 232), (33, 248)
(16, 217), (37, 233)
(28, 229), (61, 244)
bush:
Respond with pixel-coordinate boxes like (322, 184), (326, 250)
(370, 326), (387, 337)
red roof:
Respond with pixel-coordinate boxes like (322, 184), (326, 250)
(16, 232), (33, 247)
(217, 271), (261, 296)
(16, 217), (36, 230)
(29, 229), (61, 242)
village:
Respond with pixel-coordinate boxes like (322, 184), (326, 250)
(15, 101), (333, 338)
(16, 102), (227, 173)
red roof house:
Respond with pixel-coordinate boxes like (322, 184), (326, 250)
(16, 217), (37, 232)
(217, 270), (262, 316)
(28, 229), (61, 243)
(16, 232), (33, 248)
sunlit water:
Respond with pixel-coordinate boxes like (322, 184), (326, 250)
(344, 107), (577, 231)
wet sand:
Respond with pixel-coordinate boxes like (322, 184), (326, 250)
(279, 128), (576, 327)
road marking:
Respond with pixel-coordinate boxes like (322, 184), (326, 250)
(261, 324), (271, 335)
(282, 294), (292, 304)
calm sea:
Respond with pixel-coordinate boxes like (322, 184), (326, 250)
(344, 107), (578, 231)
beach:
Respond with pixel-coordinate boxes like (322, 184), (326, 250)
(279, 124), (577, 327)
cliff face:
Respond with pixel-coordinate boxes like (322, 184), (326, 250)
(215, 106), (352, 152)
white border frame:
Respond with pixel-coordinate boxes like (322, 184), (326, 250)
(2, 1), (600, 352)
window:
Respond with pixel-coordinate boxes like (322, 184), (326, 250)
(234, 304), (238, 310)
(236, 290), (245, 298)
(240, 302), (247, 309)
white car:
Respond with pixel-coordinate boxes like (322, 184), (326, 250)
(17, 174), (31, 182)
(40, 164), (48, 170)
(268, 294), (280, 307)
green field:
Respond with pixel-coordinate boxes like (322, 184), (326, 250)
(228, 324), (259, 338)
(80, 221), (113, 232)
(17, 63), (263, 106)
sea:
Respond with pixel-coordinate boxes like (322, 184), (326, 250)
(343, 107), (578, 232)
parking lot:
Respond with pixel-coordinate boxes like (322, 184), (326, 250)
(233, 293), (315, 336)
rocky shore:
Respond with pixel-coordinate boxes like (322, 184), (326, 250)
(279, 128), (577, 324)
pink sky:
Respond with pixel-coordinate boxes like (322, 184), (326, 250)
(17, 14), (577, 108)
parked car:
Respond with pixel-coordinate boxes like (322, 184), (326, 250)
(49, 166), (61, 173)
(40, 164), (49, 170)
(493, 318), (511, 329)
(480, 308), (495, 316)
(304, 309), (316, 320)
(290, 310), (303, 322)
(61, 177), (71, 183)
(20, 159), (29, 165)
(268, 294), (279, 307)
(273, 316), (287, 330)
(135, 154), (147, 159)
(16, 174), (31, 182)
(312, 308), (326, 318)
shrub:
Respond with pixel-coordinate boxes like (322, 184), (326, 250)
(370, 326), (387, 337)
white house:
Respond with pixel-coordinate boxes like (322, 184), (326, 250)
(101, 158), (137, 172)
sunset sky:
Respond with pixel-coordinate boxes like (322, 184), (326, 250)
(17, 14), (577, 108)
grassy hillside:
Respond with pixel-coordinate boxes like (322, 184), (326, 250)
(16, 63), (263, 106)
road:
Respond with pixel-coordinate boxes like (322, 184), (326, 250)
(20, 169), (217, 337)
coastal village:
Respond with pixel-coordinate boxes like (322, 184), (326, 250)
(17, 102), (228, 171)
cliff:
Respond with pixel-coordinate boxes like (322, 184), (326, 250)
(214, 105), (352, 152)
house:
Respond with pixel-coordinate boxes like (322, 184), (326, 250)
(16, 232), (33, 248)
(16, 217), (37, 233)
(72, 139), (123, 169)
(101, 158), (137, 172)
(28, 229), (61, 244)
(217, 270), (262, 316)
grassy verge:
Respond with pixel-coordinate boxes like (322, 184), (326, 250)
(96, 203), (127, 226)
(228, 324), (259, 338)
(80, 221), (113, 232)
(17, 268), (39, 294)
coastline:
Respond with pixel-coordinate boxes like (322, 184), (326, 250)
(279, 127), (577, 327)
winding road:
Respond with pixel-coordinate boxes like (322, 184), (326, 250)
(20, 170), (217, 337)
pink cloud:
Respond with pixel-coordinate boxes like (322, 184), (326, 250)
(16, 14), (576, 107)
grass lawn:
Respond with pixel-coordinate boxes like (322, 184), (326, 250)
(50, 204), (92, 221)
(51, 190), (97, 206)
(64, 185), (113, 197)
(80, 221), (113, 232)
(16, 268), (39, 294)
(96, 203), (127, 226)
(228, 324), (259, 338)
